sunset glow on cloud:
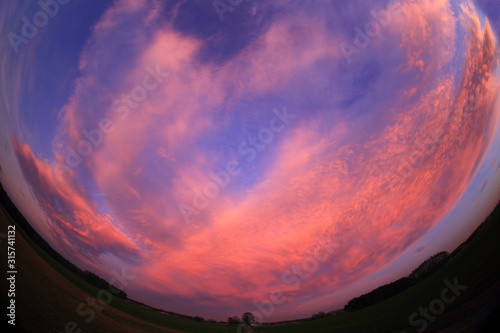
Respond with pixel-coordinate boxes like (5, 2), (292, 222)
(1, 0), (500, 321)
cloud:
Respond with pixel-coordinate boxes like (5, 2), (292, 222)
(8, 0), (500, 320)
(12, 135), (142, 271)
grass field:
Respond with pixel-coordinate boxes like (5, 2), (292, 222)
(1, 202), (499, 333)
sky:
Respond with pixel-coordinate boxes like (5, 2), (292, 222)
(1, 0), (500, 322)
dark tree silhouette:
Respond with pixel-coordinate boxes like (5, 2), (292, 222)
(344, 251), (450, 312)
(409, 251), (449, 279)
(242, 312), (255, 325)
(311, 311), (327, 319)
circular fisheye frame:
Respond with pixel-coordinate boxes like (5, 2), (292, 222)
(1, 0), (500, 332)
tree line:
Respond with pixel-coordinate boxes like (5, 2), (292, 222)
(0, 184), (127, 299)
(343, 251), (449, 312)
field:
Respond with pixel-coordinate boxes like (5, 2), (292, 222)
(1, 202), (499, 333)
